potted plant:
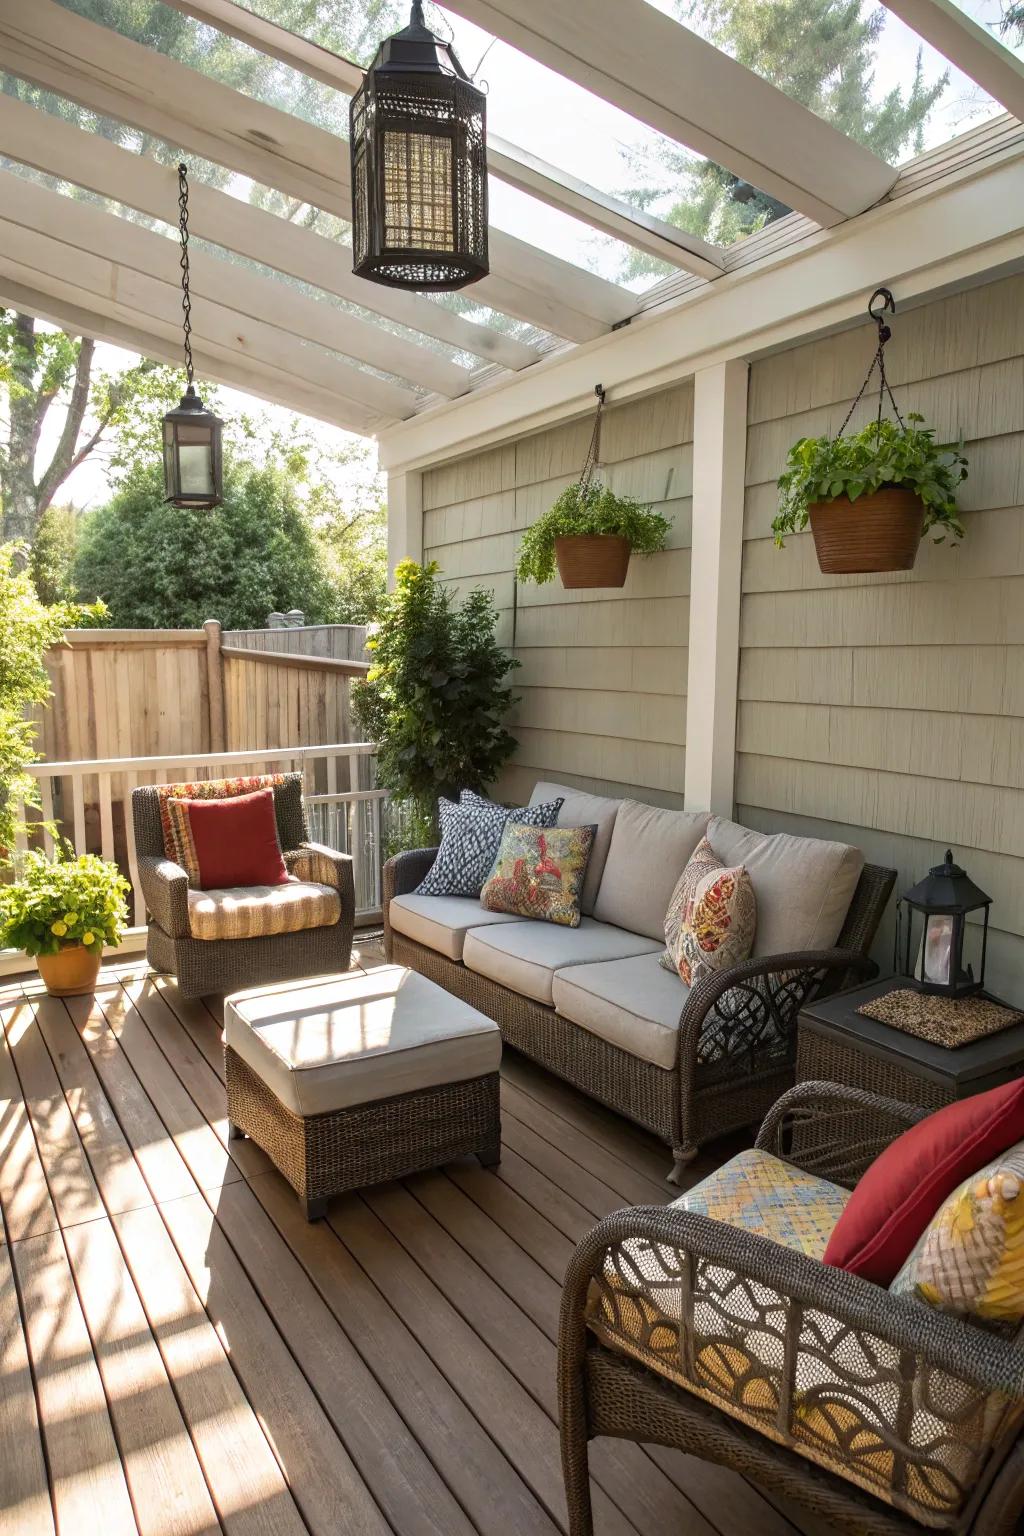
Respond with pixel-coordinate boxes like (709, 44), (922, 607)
(516, 482), (672, 589)
(0, 845), (130, 996)
(773, 414), (968, 574)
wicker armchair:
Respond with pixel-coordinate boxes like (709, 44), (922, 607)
(559, 1082), (1024, 1536)
(384, 849), (894, 1175)
(133, 773), (354, 999)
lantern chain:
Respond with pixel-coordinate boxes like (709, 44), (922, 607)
(836, 286), (906, 440)
(177, 163), (195, 389)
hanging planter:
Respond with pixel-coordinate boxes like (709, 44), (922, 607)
(515, 387), (671, 591)
(773, 289), (969, 575)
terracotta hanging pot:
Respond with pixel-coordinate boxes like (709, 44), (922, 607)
(554, 534), (631, 589)
(808, 488), (925, 575)
(35, 944), (102, 998)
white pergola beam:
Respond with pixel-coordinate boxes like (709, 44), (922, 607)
(0, 0), (635, 344)
(884, 0), (1024, 120)
(684, 360), (747, 816)
(0, 95), (539, 375)
(0, 190), (414, 433)
(164, 0), (724, 280)
(445, 0), (897, 225)
(0, 276), (377, 433)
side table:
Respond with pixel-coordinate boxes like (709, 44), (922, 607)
(797, 976), (1024, 1112)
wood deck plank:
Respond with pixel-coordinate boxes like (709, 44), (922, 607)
(0, 1241), (54, 1535)
(446, 1157), (576, 1283)
(0, 1003), (59, 1242)
(12, 1228), (138, 1536)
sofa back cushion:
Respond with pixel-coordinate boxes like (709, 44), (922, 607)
(594, 800), (711, 941)
(529, 781), (622, 915)
(708, 816), (864, 957)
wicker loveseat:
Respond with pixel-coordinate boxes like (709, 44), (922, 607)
(560, 1082), (1024, 1536)
(133, 772), (355, 999)
(383, 782), (895, 1177)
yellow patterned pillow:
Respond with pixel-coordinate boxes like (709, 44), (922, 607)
(663, 834), (757, 986)
(480, 823), (595, 927)
(891, 1141), (1024, 1321)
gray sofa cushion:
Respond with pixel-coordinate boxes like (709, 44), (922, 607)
(528, 781), (622, 914)
(708, 816), (864, 956)
(389, 893), (526, 962)
(462, 917), (661, 1006)
(593, 800), (711, 940)
(552, 952), (688, 1070)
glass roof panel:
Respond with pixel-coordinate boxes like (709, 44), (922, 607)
(642, 0), (1008, 164)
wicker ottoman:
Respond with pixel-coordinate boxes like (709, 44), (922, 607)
(224, 965), (502, 1220)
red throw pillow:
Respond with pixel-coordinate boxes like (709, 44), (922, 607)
(823, 1078), (1024, 1283)
(183, 788), (289, 890)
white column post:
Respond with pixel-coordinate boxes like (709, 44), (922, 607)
(684, 359), (748, 816)
(386, 469), (423, 590)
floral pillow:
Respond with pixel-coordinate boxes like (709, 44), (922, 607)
(480, 823), (595, 927)
(416, 794), (563, 899)
(891, 1141), (1024, 1321)
(660, 834), (756, 986)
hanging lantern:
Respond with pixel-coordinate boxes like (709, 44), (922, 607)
(163, 164), (223, 509)
(898, 850), (992, 998)
(350, 1), (488, 291)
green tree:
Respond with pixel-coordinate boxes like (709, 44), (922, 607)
(353, 560), (520, 836)
(72, 460), (344, 630)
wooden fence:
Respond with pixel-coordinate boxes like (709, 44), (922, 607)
(224, 623), (369, 662)
(37, 622), (370, 764)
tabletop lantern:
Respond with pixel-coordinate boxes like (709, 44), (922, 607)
(899, 849), (991, 998)
(350, 1), (488, 291)
(163, 164), (223, 509)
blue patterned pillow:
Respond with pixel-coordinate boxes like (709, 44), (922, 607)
(416, 793), (564, 898)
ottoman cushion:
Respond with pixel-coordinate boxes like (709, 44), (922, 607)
(224, 965), (501, 1118)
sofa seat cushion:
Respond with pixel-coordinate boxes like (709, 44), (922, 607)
(187, 878), (340, 941)
(708, 816), (864, 957)
(224, 966), (502, 1117)
(528, 781), (622, 915)
(552, 952), (689, 1070)
(389, 893), (526, 962)
(593, 800), (711, 941)
(462, 917), (660, 1006)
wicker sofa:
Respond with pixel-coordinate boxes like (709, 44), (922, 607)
(559, 1081), (1024, 1536)
(133, 773), (355, 999)
(383, 782), (895, 1177)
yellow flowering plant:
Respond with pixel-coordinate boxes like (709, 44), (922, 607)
(0, 844), (129, 957)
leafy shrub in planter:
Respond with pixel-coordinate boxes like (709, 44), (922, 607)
(515, 483), (671, 585)
(773, 415), (968, 547)
(352, 560), (519, 840)
(0, 845), (129, 957)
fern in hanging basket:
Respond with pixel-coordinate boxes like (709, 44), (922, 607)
(516, 482), (672, 586)
(772, 415), (969, 548)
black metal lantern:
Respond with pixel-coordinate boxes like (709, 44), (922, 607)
(899, 850), (992, 998)
(163, 164), (223, 509)
(350, 1), (488, 291)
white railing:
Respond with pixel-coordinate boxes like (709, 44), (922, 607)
(18, 742), (387, 928)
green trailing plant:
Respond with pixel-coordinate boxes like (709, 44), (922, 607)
(352, 560), (519, 839)
(515, 482), (672, 585)
(773, 415), (969, 548)
(0, 844), (129, 957)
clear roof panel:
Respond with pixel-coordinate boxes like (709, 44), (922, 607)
(643, 0), (1009, 165)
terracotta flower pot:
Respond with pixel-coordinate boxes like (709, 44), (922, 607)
(35, 944), (102, 998)
(554, 534), (631, 589)
(808, 488), (925, 574)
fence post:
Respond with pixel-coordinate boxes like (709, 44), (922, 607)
(204, 619), (226, 753)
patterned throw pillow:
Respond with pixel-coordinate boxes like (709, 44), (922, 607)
(480, 823), (595, 927)
(891, 1141), (1024, 1321)
(660, 834), (756, 986)
(415, 794), (563, 899)
(159, 773), (286, 887)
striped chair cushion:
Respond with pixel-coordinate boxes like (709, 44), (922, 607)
(187, 878), (340, 941)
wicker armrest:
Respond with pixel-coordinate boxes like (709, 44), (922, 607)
(383, 847), (439, 903)
(676, 947), (876, 1084)
(137, 853), (190, 939)
(285, 842), (355, 911)
(755, 1080), (927, 1185)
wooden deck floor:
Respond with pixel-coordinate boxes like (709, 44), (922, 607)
(1, 949), (815, 1536)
